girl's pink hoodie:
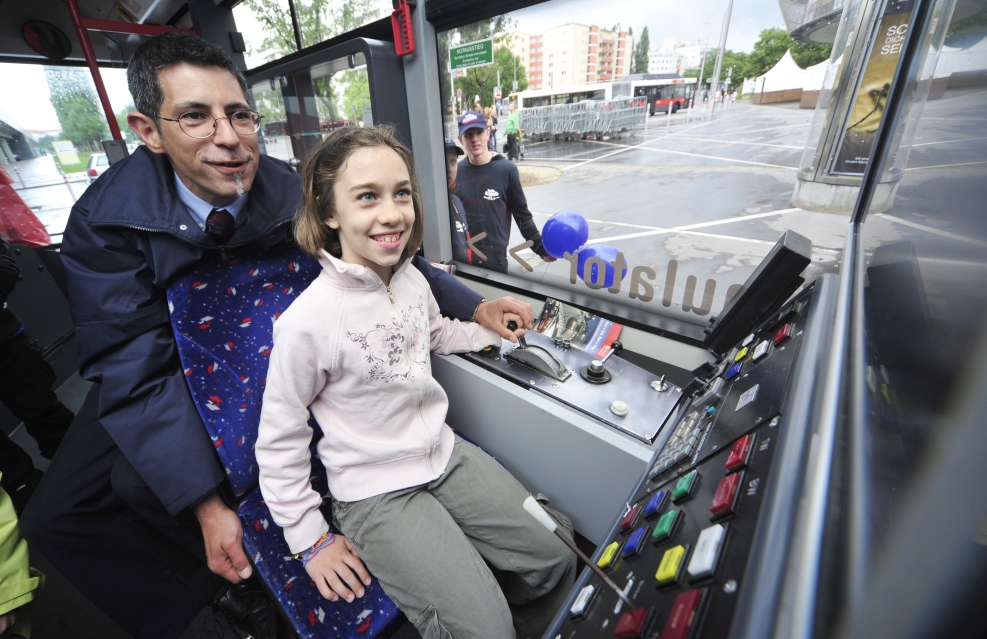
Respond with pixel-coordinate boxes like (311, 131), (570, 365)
(256, 250), (500, 553)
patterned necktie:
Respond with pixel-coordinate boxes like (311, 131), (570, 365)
(205, 208), (236, 246)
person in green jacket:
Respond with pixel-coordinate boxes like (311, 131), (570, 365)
(0, 476), (43, 637)
(504, 101), (521, 161)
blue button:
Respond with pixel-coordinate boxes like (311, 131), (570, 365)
(726, 362), (743, 380)
(644, 490), (667, 518)
(623, 527), (648, 557)
(706, 406), (716, 415)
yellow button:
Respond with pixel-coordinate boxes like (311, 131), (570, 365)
(656, 544), (687, 583)
(735, 347), (749, 361)
(598, 541), (621, 569)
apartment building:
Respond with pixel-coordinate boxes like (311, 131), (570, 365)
(521, 23), (632, 91)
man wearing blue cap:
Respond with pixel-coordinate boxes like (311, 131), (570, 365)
(455, 110), (554, 273)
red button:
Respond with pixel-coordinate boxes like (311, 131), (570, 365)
(726, 434), (753, 472)
(663, 590), (703, 639)
(619, 505), (641, 532)
(711, 472), (743, 517)
(773, 323), (793, 345)
(614, 607), (650, 638)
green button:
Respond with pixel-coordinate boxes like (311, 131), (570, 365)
(672, 470), (698, 501)
(652, 510), (679, 543)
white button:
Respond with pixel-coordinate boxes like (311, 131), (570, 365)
(687, 523), (726, 579)
(742, 333), (754, 347)
(752, 340), (770, 361)
(570, 584), (595, 617)
(179, 224), (188, 230)
(610, 400), (629, 416)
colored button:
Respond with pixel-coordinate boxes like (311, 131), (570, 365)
(687, 524), (727, 580)
(655, 544), (688, 584)
(672, 469), (699, 503)
(726, 361), (743, 380)
(614, 607), (651, 639)
(726, 434), (754, 472)
(752, 340), (770, 361)
(706, 405), (716, 415)
(662, 590), (704, 639)
(570, 584), (596, 618)
(643, 490), (667, 518)
(742, 333), (754, 347)
(624, 526), (648, 558)
(711, 471), (744, 518)
(598, 540), (621, 570)
(619, 505), (641, 532)
(652, 510), (679, 543)
(773, 323), (793, 345)
(734, 347), (749, 361)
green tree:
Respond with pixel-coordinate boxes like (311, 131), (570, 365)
(338, 70), (371, 122)
(245, 0), (377, 55)
(632, 26), (650, 75)
(746, 27), (832, 78)
(684, 48), (749, 91)
(438, 16), (518, 113)
(45, 67), (109, 148)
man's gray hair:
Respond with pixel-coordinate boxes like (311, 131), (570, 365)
(127, 33), (248, 132)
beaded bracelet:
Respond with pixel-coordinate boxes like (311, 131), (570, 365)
(294, 531), (336, 566)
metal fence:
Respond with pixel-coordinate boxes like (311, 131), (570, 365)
(519, 98), (648, 141)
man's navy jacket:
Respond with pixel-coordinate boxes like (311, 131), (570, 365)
(61, 147), (482, 516)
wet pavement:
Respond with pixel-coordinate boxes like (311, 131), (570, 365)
(9, 155), (89, 240)
(496, 101), (845, 327)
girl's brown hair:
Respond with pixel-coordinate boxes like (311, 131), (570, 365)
(294, 125), (425, 264)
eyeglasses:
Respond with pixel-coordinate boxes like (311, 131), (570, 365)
(159, 110), (265, 139)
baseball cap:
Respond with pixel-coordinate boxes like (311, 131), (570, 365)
(458, 110), (487, 136)
(444, 137), (464, 156)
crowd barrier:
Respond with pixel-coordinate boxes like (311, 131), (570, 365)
(520, 97), (647, 141)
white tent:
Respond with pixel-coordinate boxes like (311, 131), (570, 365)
(755, 50), (806, 93)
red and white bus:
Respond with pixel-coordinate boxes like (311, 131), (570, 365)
(510, 76), (697, 114)
(629, 76), (698, 114)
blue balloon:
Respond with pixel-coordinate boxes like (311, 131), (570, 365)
(576, 245), (627, 289)
(541, 210), (589, 259)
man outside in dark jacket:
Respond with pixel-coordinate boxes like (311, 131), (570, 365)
(20, 33), (533, 639)
(445, 137), (472, 264)
(455, 110), (554, 273)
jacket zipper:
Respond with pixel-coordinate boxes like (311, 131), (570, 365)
(385, 284), (437, 476)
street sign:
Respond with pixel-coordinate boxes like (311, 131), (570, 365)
(450, 38), (494, 71)
(494, 86), (502, 100)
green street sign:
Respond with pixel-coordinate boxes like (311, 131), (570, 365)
(450, 38), (494, 71)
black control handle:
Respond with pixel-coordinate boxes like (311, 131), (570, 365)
(506, 320), (527, 348)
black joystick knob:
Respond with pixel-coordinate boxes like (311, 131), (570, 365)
(506, 320), (527, 348)
(601, 340), (623, 363)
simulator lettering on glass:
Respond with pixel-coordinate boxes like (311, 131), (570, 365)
(552, 250), (742, 317)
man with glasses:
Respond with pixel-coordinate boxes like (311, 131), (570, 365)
(21, 33), (534, 639)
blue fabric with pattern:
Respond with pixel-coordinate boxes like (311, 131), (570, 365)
(167, 245), (403, 639)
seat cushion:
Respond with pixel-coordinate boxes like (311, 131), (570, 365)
(238, 488), (404, 638)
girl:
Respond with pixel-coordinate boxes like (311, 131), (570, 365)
(256, 126), (575, 639)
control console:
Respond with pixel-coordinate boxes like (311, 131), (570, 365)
(544, 277), (833, 639)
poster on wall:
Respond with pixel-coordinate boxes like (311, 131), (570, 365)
(831, 0), (915, 175)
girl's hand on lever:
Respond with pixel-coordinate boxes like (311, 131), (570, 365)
(304, 534), (372, 602)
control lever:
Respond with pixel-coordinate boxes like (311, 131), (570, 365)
(507, 320), (527, 349)
(601, 340), (623, 363)
(523, 497), (633, 607)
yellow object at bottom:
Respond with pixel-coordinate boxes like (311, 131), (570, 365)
(656, 544), (687, 583)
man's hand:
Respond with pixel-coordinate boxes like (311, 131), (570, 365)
(541, 255), (557, 263)
(305, 535), (372, 603)
(0, 610), (17, 634)
(194, 491), (252, 583)
(475, 296), (535, 343)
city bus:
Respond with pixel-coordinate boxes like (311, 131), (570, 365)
(1, 0), (984, 637)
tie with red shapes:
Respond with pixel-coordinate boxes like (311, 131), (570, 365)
(205, 208), (236, 246)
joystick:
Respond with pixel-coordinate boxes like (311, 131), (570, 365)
(507, 320), (527, 349)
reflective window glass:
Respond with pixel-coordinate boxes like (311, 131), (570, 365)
(248, 53), (370, 166)
(437, 0), (852, 329)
